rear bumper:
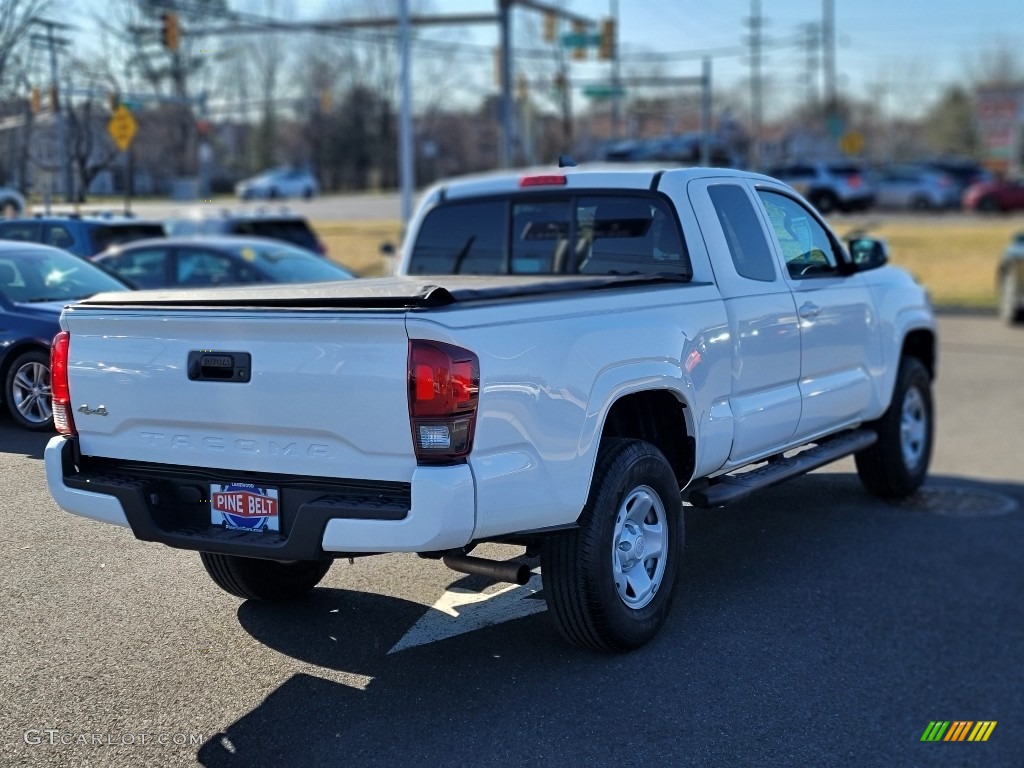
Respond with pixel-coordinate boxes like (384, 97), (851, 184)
(45, 436), (476, 558)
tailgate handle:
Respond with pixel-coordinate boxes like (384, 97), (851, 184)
(188, 351), (251, 382)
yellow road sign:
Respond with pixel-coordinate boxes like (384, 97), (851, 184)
(839, 130), (864, 156)
(107, 105), (137, 152)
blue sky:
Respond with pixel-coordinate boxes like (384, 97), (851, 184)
(403, 0), (1023, 115)
(76, 1), (1023, 118)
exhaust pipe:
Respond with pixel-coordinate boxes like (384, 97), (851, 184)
(442, 554), (532, 585)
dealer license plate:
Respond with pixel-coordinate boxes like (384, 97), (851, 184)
(210, 483), (280, 532)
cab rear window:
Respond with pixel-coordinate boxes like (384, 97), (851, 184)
(408, 194), (690, 279)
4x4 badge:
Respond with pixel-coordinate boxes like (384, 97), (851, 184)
(77, 404), (109, 416)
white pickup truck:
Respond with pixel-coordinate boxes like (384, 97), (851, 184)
(45, 166), (936, 652)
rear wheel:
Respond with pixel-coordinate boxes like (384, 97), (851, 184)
(855, 357), (933, 499)
(199, 552), (332, 600)
(4, 349), (53, 431)
(810, 190), (839, 215)
(999, 269), (1024, 325)
(542, 439), (684, 652)
(977, 195), (1000, 213)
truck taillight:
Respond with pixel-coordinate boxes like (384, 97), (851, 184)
(408, 340), (479, 464)
(51, 331), (76, 436)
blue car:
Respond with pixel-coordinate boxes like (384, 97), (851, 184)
(0, 242), (128, 431)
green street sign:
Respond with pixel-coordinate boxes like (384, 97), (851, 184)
(561, 32), (600, 48)
(582, 84), (625, 99)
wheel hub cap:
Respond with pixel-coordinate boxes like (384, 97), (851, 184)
(611, 486), (669, 610)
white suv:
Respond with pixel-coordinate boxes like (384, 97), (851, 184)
(768, 161), (875, 214)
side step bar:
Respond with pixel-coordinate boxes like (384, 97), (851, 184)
(686, 429), (877, 509)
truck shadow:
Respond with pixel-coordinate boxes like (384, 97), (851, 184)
(197, 472), (1023, 767)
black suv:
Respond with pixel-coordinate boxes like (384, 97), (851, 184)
(0, 213), (165, 258)
(165, 208), (326, 256)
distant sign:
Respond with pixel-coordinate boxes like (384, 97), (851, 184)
(975, 87), (1024, 174)
(107, 105), (137, 152)
(839, 131), (864, 156)
(561, 32), (600, 48)
(582, 84), (625, 100)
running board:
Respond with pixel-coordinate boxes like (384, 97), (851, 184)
(686, 429), (877, 509)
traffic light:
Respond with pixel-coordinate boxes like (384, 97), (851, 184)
(319, 89), (332, 113)
(599, 18), (615, 60)
(553, 72), (567, 93)
(29, 87), (40, 114)
(542, 11), (556, 43)
(571, 22), (586, 61)
(108, 92), (119, 112)
(161, 11), (180, 51)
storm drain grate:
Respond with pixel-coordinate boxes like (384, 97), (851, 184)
(893, 486), (1019, 518)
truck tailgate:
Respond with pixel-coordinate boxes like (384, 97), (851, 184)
(62, 306), (417, 482)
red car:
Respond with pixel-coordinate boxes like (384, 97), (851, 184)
(962, 178), (1024, 212)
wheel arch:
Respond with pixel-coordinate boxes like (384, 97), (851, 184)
(901, 327), (936, 381)
(0, 340), (51, 404)
(597, 388), (695, 490)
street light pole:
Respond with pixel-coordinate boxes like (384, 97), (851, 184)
(44, 23), (72, 202)
(398, 0), (414, 224)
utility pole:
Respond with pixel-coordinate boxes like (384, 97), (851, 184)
(398, 0), (414, 224)
(610, 0), (621, 140)
(34, 20), (73, 202)
(499, 0), (515, 168)
(801, 22), (819, 112)
(747, 0), (763, 171)
(700, 57), (712, 166)
(822, 0), (836, 111)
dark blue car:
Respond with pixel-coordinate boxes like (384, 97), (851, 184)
(0, 242), (128, 431)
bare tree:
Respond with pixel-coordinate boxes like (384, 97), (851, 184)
(0, 0), (49, 91)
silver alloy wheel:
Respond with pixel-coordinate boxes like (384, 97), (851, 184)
(611, 484), (668, 610)
(900, 386), (927, 470)
(11, 360), (52, 424)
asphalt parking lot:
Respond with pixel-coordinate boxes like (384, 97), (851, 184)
(0, 312), (1021, 768)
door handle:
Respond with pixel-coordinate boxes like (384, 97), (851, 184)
(799, 301), (821, 320)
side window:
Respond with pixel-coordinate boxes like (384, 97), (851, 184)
(575, 195), (689, 277)
(707, 184), (777, 282)
(756, 190), (839, 278)
(107, 248), (169, 288)
(43, 224), (75, 251)
(0, 222), (42, 242)
(175, 249), (239, 286)
(408, 201), (505, 274)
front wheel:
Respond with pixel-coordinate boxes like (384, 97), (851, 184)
(4, 349), (53, 431)
(855, 356), (933, 499)
(199, 552), (332, 600)
(542, 439), (684, 652)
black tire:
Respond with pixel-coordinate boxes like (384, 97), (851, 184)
(810, 190), (838, 215)
(542, 438), (684, 652)
(909, 195), (932, 211)
(199, 552), (332, 601)
(4, 349), (53, 431)
(977, 195), (1000, 213)
(998, 269), (1024, 325)
(855, 356), (933, 499)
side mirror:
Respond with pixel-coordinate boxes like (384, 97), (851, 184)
(847, 236), (888, 271)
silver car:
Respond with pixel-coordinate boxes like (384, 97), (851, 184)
(235, 167), (319, 200)
(873, 165), (959, 211)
